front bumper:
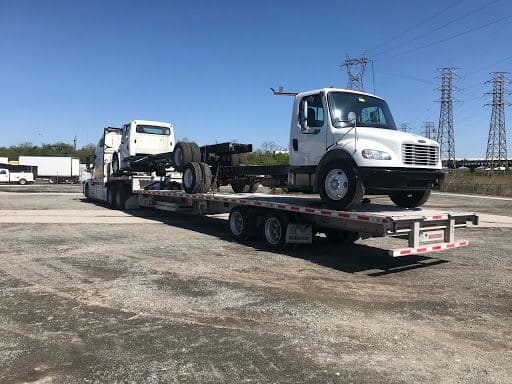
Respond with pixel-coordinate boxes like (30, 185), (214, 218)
(358, 167), (446, 192)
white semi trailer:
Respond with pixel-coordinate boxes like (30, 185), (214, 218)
(18, 156), (80, 183)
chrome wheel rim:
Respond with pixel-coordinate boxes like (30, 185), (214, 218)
(230, 211), (244, 236)
(264, 217), (282, 245)
(325, 169), (349, 200)
(183, 168), (193, 189)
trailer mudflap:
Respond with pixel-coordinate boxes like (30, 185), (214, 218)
(286, 224), (313, 244)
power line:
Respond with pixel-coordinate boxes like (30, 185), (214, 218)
(379, 16), (511, 59)
(367, 0), (462, 55)
(373, 0), (502, 57)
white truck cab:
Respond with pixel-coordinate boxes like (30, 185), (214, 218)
(287, 88), (444, 210)
(113, 120), (175, 173)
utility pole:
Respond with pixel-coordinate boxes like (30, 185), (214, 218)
(436, 67), (459, 169)
(341, 53), (369, 91)
(422, 122), (436, 139)
(485, 72), (510, 173)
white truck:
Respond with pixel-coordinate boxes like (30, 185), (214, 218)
(83, 97), (476, 256)
(18, 156), (80, 183)
(110, 120), (176, 175)
(0, 166), (34, 184)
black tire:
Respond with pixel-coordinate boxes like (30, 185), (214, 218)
(182, 162), (203, 194)
(198, 162), (212, 193)
(114, 184), (129, 210)
(247, 181), (259, 193)
(228, 207), (257, 241)
(173, 142), (193, 171)
(18, 178), (27, 185)
(263, 213), (289, 250)
(389, 190), (431, 208)
(318, 159), (364, 211)
(112, 153), (120, 174)
(189, 142), (201, 163)
(231, 180), (248, 193)
(84, 184), (91, 200)
(106, 186), (116, 208)
(324, 229), (360, 244)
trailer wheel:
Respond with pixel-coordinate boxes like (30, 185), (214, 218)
(263, 213), (289, 250)
(190, 142), (201, 163)
(18, 178), (27, 185)
(173, 142), (193, 171)
(389, 190), (431, 208)
(198, 162), (212, 193)
(182, 162), (203, 194)
(324, 229), (360, 244)
(229, 207), (257, 240)
(318, 160), (363, 211)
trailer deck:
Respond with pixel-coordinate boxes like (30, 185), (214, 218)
(136, 188), (478, 257)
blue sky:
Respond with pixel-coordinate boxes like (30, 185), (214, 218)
(1, 0), (511, 157)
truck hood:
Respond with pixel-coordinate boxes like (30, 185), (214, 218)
(337, 127), (439, 147)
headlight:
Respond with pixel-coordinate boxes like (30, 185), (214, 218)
(362, 149), (391, 160)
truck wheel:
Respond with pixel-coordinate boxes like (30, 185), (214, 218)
(106, 186), (116, 208)
(190, 143), (201, 163)
(229, 207), (257, 240)
(112, 153), (120, 174)
(389, 190), (431, 208)
(247, 181), (259, 193)
(231, 181), (248, 193)
(318, 160), (363, 211)
(173, 142), (192, 171)
(182, 162), (203, 194)
(263, 213), (289, 250)
(18, 178), (27, 185)
(198, 162), (212, 193)
(84, 184), (91, 200)
(114, 185), (128, 210)
(324, 229), (360, 244)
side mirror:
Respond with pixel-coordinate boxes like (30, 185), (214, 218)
(348, 111), (357, 125)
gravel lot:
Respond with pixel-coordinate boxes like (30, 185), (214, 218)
(0, 186), (510, 383)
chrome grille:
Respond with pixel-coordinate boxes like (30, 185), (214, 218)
(402, 144), (439, 166)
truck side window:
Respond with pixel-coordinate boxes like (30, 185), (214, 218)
(0, 170), (6, 174)
(304, 94), (324, 128)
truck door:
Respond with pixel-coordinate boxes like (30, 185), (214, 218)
(290, 92), (327, 166)
(0, 169), (8, 182)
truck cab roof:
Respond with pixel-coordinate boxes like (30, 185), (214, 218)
(299, 88), (383, 100)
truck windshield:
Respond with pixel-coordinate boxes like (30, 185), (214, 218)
(135, 125), (171, 135)
(328, 92), (397, 130)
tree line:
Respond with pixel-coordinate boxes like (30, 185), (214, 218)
(0, 142), (96, 163)
(0, 140), (289, 166)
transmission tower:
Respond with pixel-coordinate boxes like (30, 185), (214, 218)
(485, 72), (510, 172)
(436, 67), (459, 169)
(341, 53), (369, 91)
(422, 122), (436, 139)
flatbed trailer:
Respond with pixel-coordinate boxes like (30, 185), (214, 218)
(114, 176), (479, 257)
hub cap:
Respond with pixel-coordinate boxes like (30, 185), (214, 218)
(264, 217), (282, 245)
(325, 169), (349, 200)
(183, 168), (193, 189)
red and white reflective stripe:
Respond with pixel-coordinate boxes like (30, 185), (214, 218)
(138, 190), (390, 224)
(390, 240), (469, 257)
